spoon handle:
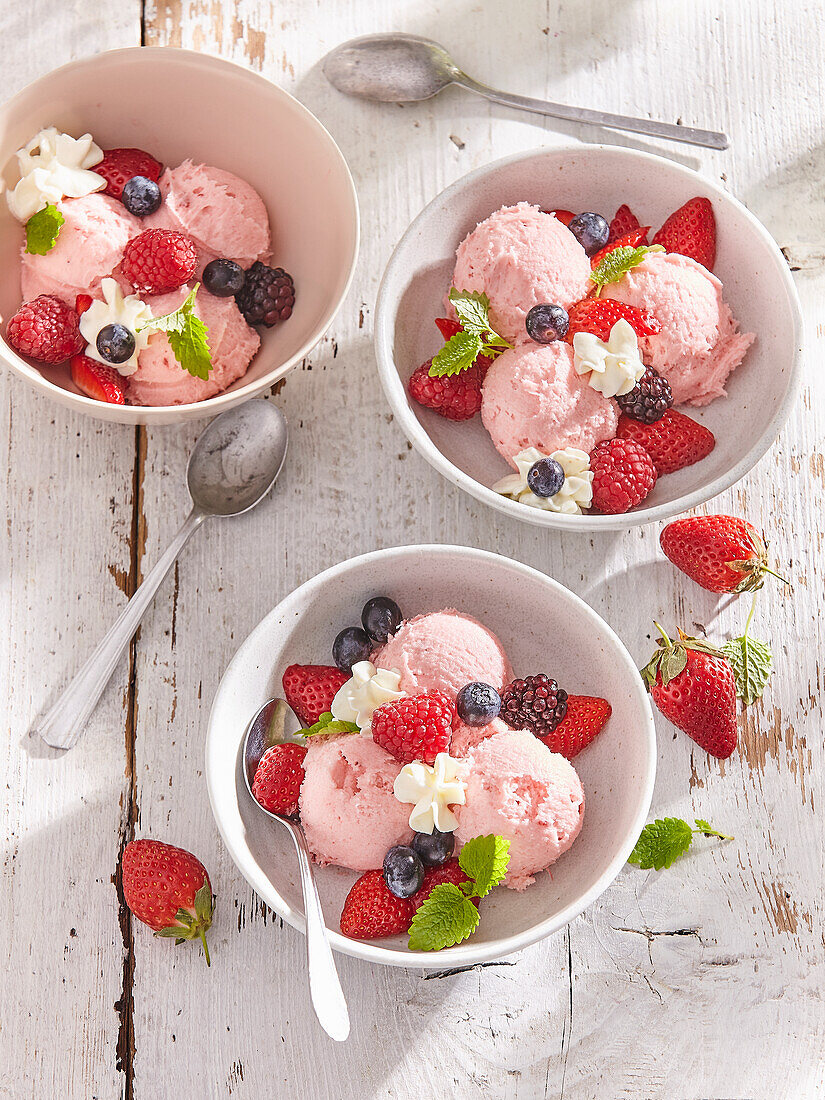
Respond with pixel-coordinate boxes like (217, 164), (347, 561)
(34, 508), (207, 751)
(283, 819), (350, 1041)
(455, 74), (729, 150)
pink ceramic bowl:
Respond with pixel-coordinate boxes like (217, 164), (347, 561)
(0, 48), (359, 424)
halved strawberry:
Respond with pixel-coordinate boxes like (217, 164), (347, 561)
(590, 227), (651, 269)
(566, 299), (660, 343)
(617, 409), (715, 475)
(608, 204), (645, 244)
(282, 664), (348, 726)
(96, 147), (163, 200)
(75, 293), (93, 316)
(435, 317), (462, 341)
(652, 197), (716, 270)
(544, 208), (575, 226)
(70, 354), (125, 404)
(537, 696), (611, 758)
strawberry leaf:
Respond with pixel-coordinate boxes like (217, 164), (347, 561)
(721, 634), (773, 705)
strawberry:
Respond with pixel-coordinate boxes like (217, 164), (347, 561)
(70, 354), (126, 404)
(282, 664), (348, 726)
(409, 359), (483, 421)
(410, 858), (477, 914)
(617, 409), (715, 475)
(652, 197), (716, 270)
(543, 208), (575, 226)
(566, 298), (659, 343)
(340, 869), (414, 939)
(96, 147), (162, 200)
(6, 295), (84, 363)
(75, 293), (93, 316)
(608, 204), (645, 243)
(251, 743), (307, 815)
(590, 438), (657, 514)
(371, 690), (456, 764)
(121, 839), (213, 964)
(121, 228), (198, 294)
(538, 695), (611, 758)
(660, 515), (785, 594)
(435, 316), (462, 341)
(590, 227), (651, 269)
(642, 627), (737, 758)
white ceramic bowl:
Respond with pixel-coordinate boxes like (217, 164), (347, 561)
(374, 145), (802, 531)
(0, 48), (359, 424)
(206, 545), (656, 968)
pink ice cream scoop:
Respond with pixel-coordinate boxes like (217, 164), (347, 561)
(603, 251), (755, 407)
(125, 284), (260, 406)
(451, 716), (509, 758)
(373, 609), (513, 698)
(481, 341), (618, 468)
(451, 203), (592, 344)
(298, 734), (412, 870)
(20, 193), (142, 305)
(454, 729), (585, 890)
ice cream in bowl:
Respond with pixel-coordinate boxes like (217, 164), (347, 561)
(206, 545), (656, 967)
(374, 145), (802, 529)
(0, 47), (358, 423)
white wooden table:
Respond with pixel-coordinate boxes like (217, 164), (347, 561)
(2, 2), (823, 1097)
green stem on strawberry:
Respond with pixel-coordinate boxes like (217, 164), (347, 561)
(653, 621), (671, 647)
(198, 926), (212, 967)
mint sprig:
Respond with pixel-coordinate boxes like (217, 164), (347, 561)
(628, 817), (732, 871)
(721, 594), (773, 705)
(407, 834), (510, 951)
(303, 712), (360, 737)
(590, 243), (664, 296)
(25, 204), (64, 255)
(139, 284), (212, 380)
(428, 289), (512, 378)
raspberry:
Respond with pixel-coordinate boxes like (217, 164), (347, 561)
(371, 690), (456, 764)
(408, 359), (483, 421)
(121, 229), (197, 294)
(95, 148), (162, 200)
(500, 675), (568, 736)
(615, 365), (673, 424)
(6, 295), (84, 363)
(235, 262), (295, 327)
(590, 438), (657, 514)
(251, 743), (307, 816)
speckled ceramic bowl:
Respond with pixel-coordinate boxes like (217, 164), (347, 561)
(206, 545), (656, 968)
(374, 145), (802, 530)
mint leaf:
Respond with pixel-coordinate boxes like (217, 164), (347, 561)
(628, 817), (694, 870)
(140, 284), (213, 379)
(458, 834), (510, 898)
(304, 712), (360, 737)
(721, 634), (773, 705)
(693, 818), (732, 840)
(25, 204), (64, 255)
(448, 288), (495, 337)
(428, 289), (513, 378)
(407, 883), (480, 951)
(429, 329), (482, 378)
(590, 243), (664, 293)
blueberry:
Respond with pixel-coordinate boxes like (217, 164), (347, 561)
(121, 175), (162, 217)
(411, 829), (455, 867)
(525, 303), (569, 344)
(456, 681), (501, 726)
(361, 596), (403, 645)
(96, 323), (135, 365)
(383, 845), (425, 898)
(527, 457), (565, 498)
(203, 258), (246, 298)
(567, 212), (610, 256)
(332, 626), (372, 672)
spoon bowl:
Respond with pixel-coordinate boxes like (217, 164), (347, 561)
(242, 698), (305, 804)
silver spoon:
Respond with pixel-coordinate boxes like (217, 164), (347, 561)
(35, 400), (288, 751)
(243, 699), (350, 1042)
(324, 33), (729, 150)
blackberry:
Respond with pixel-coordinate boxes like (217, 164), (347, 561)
(616, 366), (673, 424)
(236, 261), (295, 327)
(500, 674), (568, 736)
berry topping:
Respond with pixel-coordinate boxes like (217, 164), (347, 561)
(408, 359), (483, 421)
(567, 211), (610, 256)
(456, 681), (501, 727)
(235, 261), (295, 327)
(361, 596), (403, 645)
(617, 409), (715, 475)
(121, 175), (162, 217)
(70, 353), (126, 404)
(608, 204), (644, 244)
(566, 298), (660, 343)
(6, 294), (84, 363)
(340, 869), (414, 939)
(590, 438), (657, 514)
(434, 316), (462, 341)
(537, 695), (612, 759)
(409, 858), (476, 915)
(660, 515), (784, 594)
(371, 690), (456, 765)
(527, 456), (566, 498)
(652, 197), (716, 270)
(96, 322), (136, 365)
(544, 208), (575, 226)
(411, 828), (455, 868)
(500, 675), (568, 736)
(590, 226), (651, 270)
(332, 626), (372, 673)
(282, 663), (348, 726)
(383, 845), (425, 899)
(615, 365), (673, 424)
(251, 743), (307, 815)
(75, 293), (93, 316)
(203, 258), (246, 298)
(121, 228), (198, 294)
(525, 302), (569, 343)
(96, 148), (162, 200)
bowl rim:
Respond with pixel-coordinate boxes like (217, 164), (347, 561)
(0, 46), (360, 423)
(205, 543), (657, 968)
(374, 143), (804, 531)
